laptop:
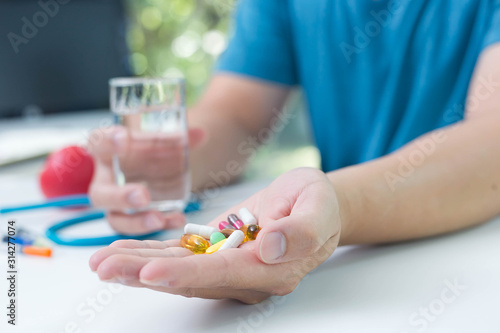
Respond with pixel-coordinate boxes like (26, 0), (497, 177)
(0, 0), (130, 165)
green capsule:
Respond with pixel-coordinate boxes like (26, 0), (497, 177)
(210, 232), (226, 245)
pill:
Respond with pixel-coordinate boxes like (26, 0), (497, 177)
(22, 246), (52, 257)
(206, 239), (226, 254)
(181, 234), (210, 254)
(238, 207), (257, 225)
(239, 225), (248, 242)
(218, 221), (234, 231)
(221, 228), (236, 238)
(228, 214), (244, 229)
(210, 232), (226, 245)
(2, 235), (33, 246)
(218, 230), (245, 251)
(245, 224), (261, 241)
(184, 224), (218, 239)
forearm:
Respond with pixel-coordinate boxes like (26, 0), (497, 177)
(329, 111), (500, 245)
(187, 75), (291, 192)
(188, 108), (254, 191)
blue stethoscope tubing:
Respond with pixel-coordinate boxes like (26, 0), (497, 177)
(0, 195), (92, 214)
(0, 195), (201, 246)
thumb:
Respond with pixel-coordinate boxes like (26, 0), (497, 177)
(256, 213), (335, 264)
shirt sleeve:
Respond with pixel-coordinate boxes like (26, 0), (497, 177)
(215, 0), (298, 86)
(482, 0), (500, 49)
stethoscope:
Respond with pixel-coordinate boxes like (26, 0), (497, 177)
(0, 195), (201, 246)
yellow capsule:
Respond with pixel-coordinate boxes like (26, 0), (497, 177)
(240, 224), (261, 241)
(206, 239), (226, 254)
(240, 226), (249, 242)
(180, 234), (210, 254)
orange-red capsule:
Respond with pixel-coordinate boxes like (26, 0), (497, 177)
(23, 246), (52, 257)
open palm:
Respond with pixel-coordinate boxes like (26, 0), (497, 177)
(89, 168), (342, 304)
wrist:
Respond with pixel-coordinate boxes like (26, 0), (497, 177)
(326, 167), (362, 245)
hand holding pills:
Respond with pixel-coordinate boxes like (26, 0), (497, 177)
(89, 168), (343, 304)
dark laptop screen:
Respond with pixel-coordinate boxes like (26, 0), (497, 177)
(0, 0), (131, 117)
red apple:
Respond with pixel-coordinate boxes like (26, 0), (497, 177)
(39, 146), (95, 198)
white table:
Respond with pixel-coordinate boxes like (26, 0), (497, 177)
(0, 110), (112, 167)
(1, 172), (500, 333)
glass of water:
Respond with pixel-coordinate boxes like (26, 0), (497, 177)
(109, 77), (190, 213)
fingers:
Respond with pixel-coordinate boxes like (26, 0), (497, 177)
(89, 241), (191, 272)
(88, 126), (129, 165)
(91, 243), (299, 300)
(89, 182), (150, 211)
(88, 127), (144, 213)
(138, 248), (273, 290)
(106, 211), (185, 235)
(88, 125), (203, 164)
(90, 165), (187, 234)
(95, 254), (151, 287)
(108, 239), (181, 249)
(93, 249), (271, 304)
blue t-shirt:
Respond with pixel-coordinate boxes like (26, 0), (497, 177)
(217, 0), (500, 172)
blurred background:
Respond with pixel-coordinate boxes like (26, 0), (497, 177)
(124, 0), (320, 179)
(126, 0), (233, 103)
(0, 0), (319, 181)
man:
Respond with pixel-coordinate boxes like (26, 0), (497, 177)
(89, 0), (500, 304)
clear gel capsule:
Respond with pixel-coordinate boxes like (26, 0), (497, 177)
(184, 224), (218, 239)
(219, 221), (234, 231)
(238, 207), (257, 225)
(227, 214), (244, 229)
(181, 234), (210, 254)
(218, 230), (245, 251)
(240, 224), (261, 241)
(246, 224), (261, 240)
